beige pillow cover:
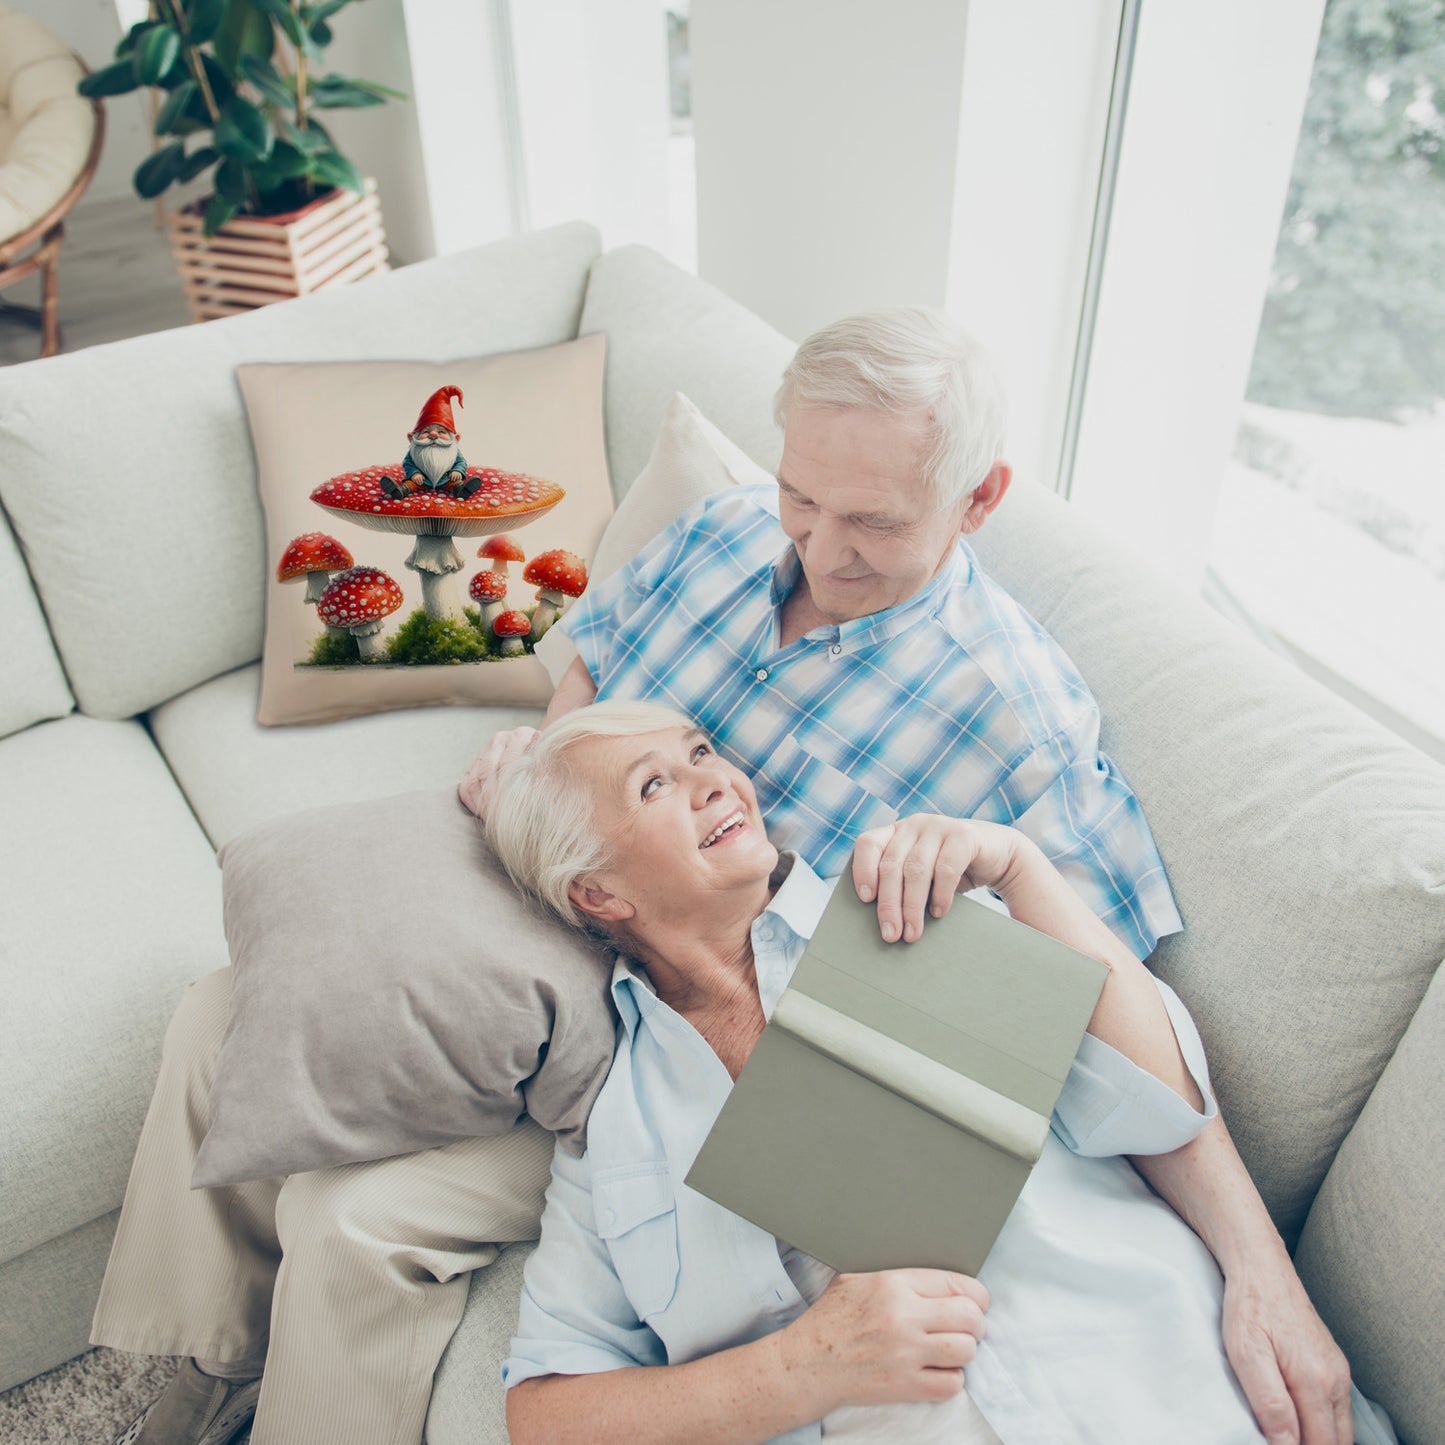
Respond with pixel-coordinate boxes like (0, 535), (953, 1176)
(242, 336), (613, 725)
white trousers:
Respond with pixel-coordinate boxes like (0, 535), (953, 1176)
(90, 968), (554, 1445)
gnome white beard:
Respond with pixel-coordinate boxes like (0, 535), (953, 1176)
(412, 435), (459, 484)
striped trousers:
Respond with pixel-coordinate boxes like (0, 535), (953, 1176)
(91, 968), (554, 1445)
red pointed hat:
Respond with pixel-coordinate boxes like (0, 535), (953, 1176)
(412, 385), (463, 435)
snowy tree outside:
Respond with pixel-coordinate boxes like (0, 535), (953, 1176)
(1211, 0), (1445, 756)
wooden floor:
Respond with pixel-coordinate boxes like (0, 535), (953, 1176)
(0, 194), (193, 366)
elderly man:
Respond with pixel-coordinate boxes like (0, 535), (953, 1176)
(95, 311), (1350, 1445)
(464, 308), (1353, 1445)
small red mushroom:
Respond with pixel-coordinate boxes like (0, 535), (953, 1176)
(522, 549), (589, 641)
(277, 533), (354, 604)
(468, 569), (509, 630)
(478, 534), (525, 581)
(492, 609), (531, 658)
(317, 565), (404, 661)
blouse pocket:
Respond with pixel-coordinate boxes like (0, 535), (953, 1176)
(593, 1163), (681, 1321)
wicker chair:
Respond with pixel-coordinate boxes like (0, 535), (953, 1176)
(0, 7), (104, 359)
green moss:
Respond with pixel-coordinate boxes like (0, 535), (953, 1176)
(386, 608), (494, 665)
(305, 628), (358, 665)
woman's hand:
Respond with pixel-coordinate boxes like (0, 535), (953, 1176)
(458, 726), (540, 822)
(852, 815), (1028, 943)
(779, 1269), (989, 1412)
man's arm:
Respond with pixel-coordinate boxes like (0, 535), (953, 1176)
(1131, 1120), (1353, 1445)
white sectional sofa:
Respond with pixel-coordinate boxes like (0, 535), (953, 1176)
(1, 222), (1441, 1444)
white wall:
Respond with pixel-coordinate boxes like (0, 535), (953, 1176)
(690, 0), (972, 342)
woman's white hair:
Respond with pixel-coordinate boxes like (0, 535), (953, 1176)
(486, 700), (697, 931)
(774, 307), (1007, 511)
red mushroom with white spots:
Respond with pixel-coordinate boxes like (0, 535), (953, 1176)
(478, 534), (525, 582)
(468, 569), (509, 630)
(310, 465), (564, 622)
(522, 549), (588, 641)
(316, 565), (404, 661)
(492, 609), (531, 658)
(277, 533), (354, 605)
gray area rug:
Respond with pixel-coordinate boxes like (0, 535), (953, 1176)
(0, 1350), (195, 1445)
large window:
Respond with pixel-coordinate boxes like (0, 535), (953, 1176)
(1207, 0), (1445, 756)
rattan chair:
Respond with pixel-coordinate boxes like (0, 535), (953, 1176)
(0, 7), (104, 359)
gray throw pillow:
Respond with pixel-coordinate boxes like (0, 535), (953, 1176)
(192, 788), (617, 1188)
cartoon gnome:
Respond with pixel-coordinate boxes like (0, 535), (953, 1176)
(381, 385), (481, 499)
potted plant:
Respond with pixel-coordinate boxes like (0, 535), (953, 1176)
(79, 0), (405, 320)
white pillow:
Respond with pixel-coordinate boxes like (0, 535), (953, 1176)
(534, 392), (775, 684)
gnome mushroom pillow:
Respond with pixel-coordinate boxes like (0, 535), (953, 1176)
(239, 337), (612, 725)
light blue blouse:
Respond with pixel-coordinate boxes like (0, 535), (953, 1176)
(504, 858), (1271, 1443)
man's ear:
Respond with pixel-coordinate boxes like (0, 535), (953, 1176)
(959, 462), (1012, 536)
(567, 879), (635, 924)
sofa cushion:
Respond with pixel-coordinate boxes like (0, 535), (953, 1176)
(0, 503), (71, 738)
(240, 336), (611, 725)
(0, 222), (601, 721)
(0, 714), (227, 1267)
(148, 662), (539, 849)
(580, 245), (795, 498)
(1295, 958), (1445, 1445)
(968, 479), (1445, 1244)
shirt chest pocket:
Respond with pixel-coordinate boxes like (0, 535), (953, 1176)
(757, 731), (898, 865)
(594, 1164), (681, 1322)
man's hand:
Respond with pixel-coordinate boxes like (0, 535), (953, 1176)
(459, 726), (540, 822)
(1221, 1262), (1352, 1445)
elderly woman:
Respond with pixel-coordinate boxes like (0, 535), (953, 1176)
(486, 701), (1344, 1445)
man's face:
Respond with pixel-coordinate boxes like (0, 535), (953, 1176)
(776, 405), (972, 623)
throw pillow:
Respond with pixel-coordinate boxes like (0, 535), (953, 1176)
(534, 391), (774, 685)
(241, 335), (612, 725)
(193, 787), (618, 1188)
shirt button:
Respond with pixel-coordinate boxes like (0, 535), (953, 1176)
(830, 644), (842, 655)
(755, 668), (769, 681)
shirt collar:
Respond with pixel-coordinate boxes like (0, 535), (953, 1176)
(609, 851), (835, 1037)
(767, 542), (973, 650)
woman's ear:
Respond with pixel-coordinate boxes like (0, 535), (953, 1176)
(567, 878), (635, 924)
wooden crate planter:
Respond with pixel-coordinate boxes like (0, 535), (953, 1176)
(166, 179), (389, 322)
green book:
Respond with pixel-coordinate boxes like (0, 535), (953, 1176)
(684, 885), (1109, 1276)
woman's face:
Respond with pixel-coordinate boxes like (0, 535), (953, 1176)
(566, 726), (778, 927)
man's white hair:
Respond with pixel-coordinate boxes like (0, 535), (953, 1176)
(773, 307), (1008, 511)
(487, 700), (697, 930)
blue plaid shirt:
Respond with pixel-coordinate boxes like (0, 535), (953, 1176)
(562, 485), (1181, 959)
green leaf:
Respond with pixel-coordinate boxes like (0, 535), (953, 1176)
(239, 53), (295, 107)
(281, 115), (332, 153)
(178, 145), (220, 182)
(264, 139), (311, 178)
(247, 0), (306, 45)
(186, 0), (227, 47)
(308, 18), (332, 47)
(309, 74), (384, 108)
(154, 79), (197, 135)
(301, 0), (352, 23)
(349, 77), (408, 101)
(213, 0), (274, 75)
(115, 20), (156, 59)
(133, 142), (185, 199)
(134, 25), (181, 86)
(215, 95), (273, 160)
(79, 59), (143, 98)
(203, 192), (239, 235)
(309, 148), (363, 194)
(215, 156), (249, 204)
(199, 53), (235, 107)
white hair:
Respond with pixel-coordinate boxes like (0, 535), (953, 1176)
(773, 307), (1008, 510)
(486, 700), (696, 931)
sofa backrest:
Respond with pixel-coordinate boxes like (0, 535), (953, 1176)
(0, 502), (72, 738)
(0, 221), (602, 721)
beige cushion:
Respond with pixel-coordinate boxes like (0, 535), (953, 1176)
(0, 504), (72, 738)
(1294, 960), (1445, 1445)
(241, 336), (612, 725)
(0, 10), (91, 241)
(534, 392), (767, 685)
(195, 789), (617, 1186)
(0, 222), (602, 720)
(969, 478), (1445, 1245)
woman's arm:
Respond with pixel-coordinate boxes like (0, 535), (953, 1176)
(851, 815), (1203, 1108)
(509, 1269), (987, 1445)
